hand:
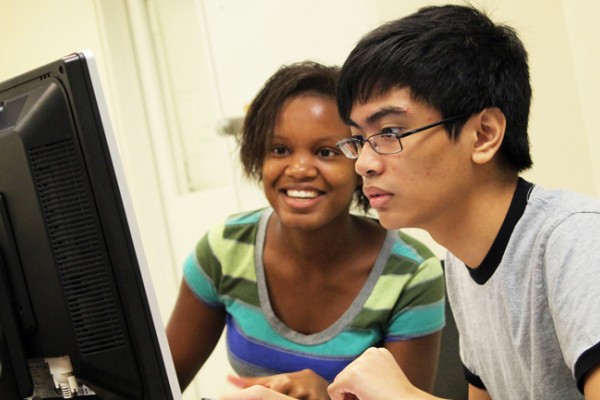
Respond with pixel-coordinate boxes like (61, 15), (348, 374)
(219, 384), (297, 400)
(228, 369), (330, 400)
(328, 347), (432, 400)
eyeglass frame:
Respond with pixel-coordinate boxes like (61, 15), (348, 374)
(336, 113), (470, 159)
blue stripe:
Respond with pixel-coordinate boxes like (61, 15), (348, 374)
(226, 316), (354, 381)
(227, 301), (380, 356)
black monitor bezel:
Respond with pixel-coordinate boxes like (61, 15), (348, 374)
(0, 51), (181, 399)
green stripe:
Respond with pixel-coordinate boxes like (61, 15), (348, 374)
(221, 276), (260, 307)
(404, 257), (444, 288)
(382, 255), (420, 276)
(194, 235), (222, 285)
(364, 274), (413, 310)
(392, 271), (445, 315)
(209, 222), (257, 282)
(398, 231), (436, 259)
(350, 308), (389, 330)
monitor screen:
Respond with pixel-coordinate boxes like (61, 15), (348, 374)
(0, 51), (182, 399)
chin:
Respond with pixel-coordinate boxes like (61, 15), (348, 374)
(278, 214), (320, 229)
(377, 213), (406, 230)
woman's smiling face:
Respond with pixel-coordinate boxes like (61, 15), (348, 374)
(262, 94), (358, 230)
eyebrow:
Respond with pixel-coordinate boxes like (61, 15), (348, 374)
(349, 105), (409, 129)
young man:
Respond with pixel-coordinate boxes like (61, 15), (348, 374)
(220, 4), (600, 400)
(328, 4), (600, 400)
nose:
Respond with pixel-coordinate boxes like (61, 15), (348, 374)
(286, 152), (318, 179)
(354, 141), (382, 177)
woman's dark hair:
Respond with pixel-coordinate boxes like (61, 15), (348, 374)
(240, 61), (369, 212)
(338, 4), (533, 172)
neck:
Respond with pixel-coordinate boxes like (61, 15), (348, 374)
(429, 175), (519, 267)
(267, 212), (382, 270)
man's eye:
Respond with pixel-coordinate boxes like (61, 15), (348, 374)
(380, 127), (402, 135)
(379, 127), (402, 141)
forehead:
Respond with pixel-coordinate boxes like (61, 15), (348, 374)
(349, 88), (438, 129)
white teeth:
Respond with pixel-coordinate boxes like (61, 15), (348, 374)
(286, 190), (318, 199)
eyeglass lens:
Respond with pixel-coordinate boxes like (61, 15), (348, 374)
(338, 134), (402, 158)
(371, 133), (403, 154)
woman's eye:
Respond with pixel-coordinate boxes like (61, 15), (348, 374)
(270, 145), (289, 155)
(317, 148), (338, 157)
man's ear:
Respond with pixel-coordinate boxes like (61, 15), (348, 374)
(472, 107), (506, 165)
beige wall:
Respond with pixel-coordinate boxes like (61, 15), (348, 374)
(1, 0), (598, 397)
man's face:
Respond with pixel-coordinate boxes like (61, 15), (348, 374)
(348, 88), (474, 233)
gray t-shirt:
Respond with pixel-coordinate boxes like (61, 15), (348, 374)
(446, 180), (600, 399)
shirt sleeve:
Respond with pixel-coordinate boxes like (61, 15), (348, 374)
(544, 212), (600, 390)
(183, 231), (223, 307)
(385, 255), (446, 340)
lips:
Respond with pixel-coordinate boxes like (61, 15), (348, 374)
(363, 186), (392, 199)
(363, 186), (393, 208)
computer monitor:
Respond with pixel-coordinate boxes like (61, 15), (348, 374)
(0, 51), (182, 399)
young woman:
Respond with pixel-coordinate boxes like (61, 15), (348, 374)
(166, 61), (445, 400)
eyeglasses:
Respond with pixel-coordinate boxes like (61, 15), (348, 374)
(336, 114), (469, 159)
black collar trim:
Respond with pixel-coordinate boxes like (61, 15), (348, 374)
(467, 177), (534, 284)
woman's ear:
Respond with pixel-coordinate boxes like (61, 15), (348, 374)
(472, 107), (506, 165)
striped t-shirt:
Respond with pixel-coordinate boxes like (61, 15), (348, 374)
(183, 208), (445, 381)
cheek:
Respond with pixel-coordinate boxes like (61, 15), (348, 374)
(412, 144), (459, 178)
(342, 174), (362, 203)
(331, 166), (360, 189)
(260, 161), (278, 182)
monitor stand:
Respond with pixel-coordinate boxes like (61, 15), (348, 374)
(27, 357), (100, 399)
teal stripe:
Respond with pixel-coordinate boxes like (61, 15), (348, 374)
(226, 209), (262, 225)
(227, 301), (380, 357)
(183, 252), (220, 305)
(388, 298), (445, 336)
(391, 239), (422, 263)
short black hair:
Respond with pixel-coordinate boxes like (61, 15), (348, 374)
(338, 4), (533, 172)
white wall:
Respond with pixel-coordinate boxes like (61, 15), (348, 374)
(1, 0), (598, 398)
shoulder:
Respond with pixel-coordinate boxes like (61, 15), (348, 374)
(192, 209), (268, 283)
(396, 230), (437, 260)
(521, 186), (600, 246)
(205, 208), (267, 244)
(527, 185), (600, 219)
(382, 230), (444, 287)
(389, 230), (440, 269)
(194, 208), (267, 262)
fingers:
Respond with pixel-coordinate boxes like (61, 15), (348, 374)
(328, 347), (429, 400)
(327, 348), (395, 400)
(226, 374), (293, 391)
(227, 370), (329, 400)
(219, 385), (296, 400)
(263, 374), (293, 391)
(227, 374), (269, 388)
